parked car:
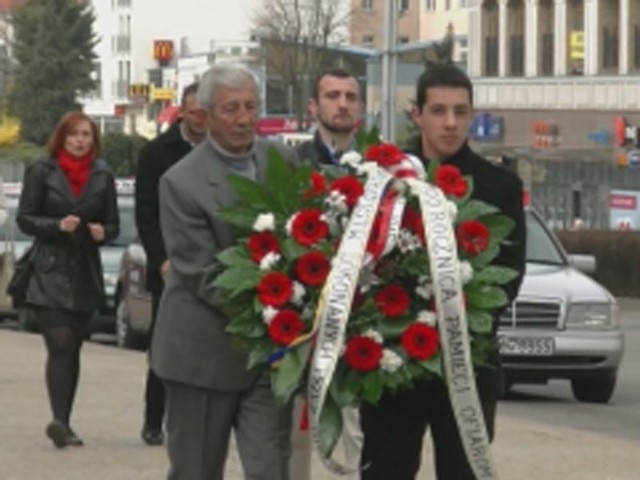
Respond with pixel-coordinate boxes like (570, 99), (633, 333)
(499, 209), (624, 403)
(114, 209), (626, 404)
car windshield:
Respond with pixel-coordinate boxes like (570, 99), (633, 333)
(526, 210), (565, 265)
(109, 195), (137, 247)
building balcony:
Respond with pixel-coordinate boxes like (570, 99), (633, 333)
(473, 75), (640, 111)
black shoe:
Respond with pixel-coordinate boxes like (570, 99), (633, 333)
(141, 426), (164, 446)
(66, 428), (84, 447)
(46, 420), (68, 448)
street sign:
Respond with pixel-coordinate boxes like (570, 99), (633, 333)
(628, 150), (640, 168)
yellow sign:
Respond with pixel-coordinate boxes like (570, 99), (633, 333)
(149, 86), (176, 101)
(128, 83), (150, 100)
(570, 31), (584, 60)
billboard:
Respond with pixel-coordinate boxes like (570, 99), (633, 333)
(609, 190), (640, 230)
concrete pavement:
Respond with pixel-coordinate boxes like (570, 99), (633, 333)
(0, 328), (638, 480)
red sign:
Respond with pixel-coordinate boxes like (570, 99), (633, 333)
(614, 116), (627, 147)
(256, 117), (303, 135)
(153, 40), (174, 64)
(609, 193), (637, 210)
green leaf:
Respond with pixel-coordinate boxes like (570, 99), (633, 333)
(467, 310), (494, 333)
(467, 242), (500, 270)
(465, 285), (508, 311)
(418, 354), (443, 376)
(483, 214), (516, 241)
(226, 310), (265, 338)
(317, 394), (343, 459)
(217, 207), (263, 231)
(217, 246), (254, 268)
(378, 317), (413, 339)
(247, 341), (274, 370)
(272, 343), (310, 404)
(280, 238), (309, 261)
(212, 266), (261, 290)
(456, 200), (500, 223)
(426, 158), (441, 182)
(361, 371), (384, 404)
(471, 265), (519, 285)
(227, 174), (273, 209)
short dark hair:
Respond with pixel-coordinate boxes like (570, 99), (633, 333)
(415, 64), (473, 112)
(312, 68), (359, 100)
(181, 81), (199, 107)
(47, 111), (101, 158)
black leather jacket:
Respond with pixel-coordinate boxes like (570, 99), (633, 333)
(16, 157), (119, 313)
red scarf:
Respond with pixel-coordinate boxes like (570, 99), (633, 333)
(57, 149), (93, 197)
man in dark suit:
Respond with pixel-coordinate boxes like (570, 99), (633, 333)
(134, 82), (206, 445)
(292, 67), (364, 480)
(152, 64), (295, 479)
(359, 64), (526, 479)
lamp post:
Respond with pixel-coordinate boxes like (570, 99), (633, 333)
(381, 0), (398, 142)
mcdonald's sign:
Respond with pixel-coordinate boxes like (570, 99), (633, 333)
(153, 39), (174, 64)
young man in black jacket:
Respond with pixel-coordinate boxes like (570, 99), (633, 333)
(359, 65), (526, 479)
(134, 82), (206, 445)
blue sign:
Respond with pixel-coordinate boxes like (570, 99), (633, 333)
(628, 150), (640, 168)
(587, 129), (612, 145)
(469, 113), (503, 142)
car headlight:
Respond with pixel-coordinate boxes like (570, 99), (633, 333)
(566, 303), (615, 328)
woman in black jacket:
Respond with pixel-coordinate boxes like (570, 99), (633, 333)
(16, 111), (119, 448)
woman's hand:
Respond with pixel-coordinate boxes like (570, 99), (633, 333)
(88, 223), (105, 243)
(59, 214), (81, 233)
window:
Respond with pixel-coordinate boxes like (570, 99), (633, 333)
(602, 27), (619, 70)
(399, 36), (410, 44)
(446, 0), (451, 9)
(399, 0), (409, 11)
(425, 0), (436, 10)
(484, 36), (498, 76)
(362, 34), (375, 46)
(540, 33), (554, 76)
(634, 25), (640, 69)
(362, 0), (373, 10)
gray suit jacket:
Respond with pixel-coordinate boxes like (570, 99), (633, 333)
(151, 137), (296, 391)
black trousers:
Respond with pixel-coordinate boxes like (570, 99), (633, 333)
(144, 292), (165, 430)
(360, 367), (500, 480)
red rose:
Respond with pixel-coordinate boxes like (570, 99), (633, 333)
(456, 220), (490, 255)
(304, 171), (327, 199)
(295, 251), (330, 286)
(435, 165), (469, 198)
(247, 232), (280, 263)
(291, 209), (329, 247)
(345, 336), (383, 372)
(401, 323), (439, 360)
(374, 284), (410, 317)
(365, 143), (405, 167)
(257, 272), (293, 307)
(401, 206), (425, 243)
(268, 309), (304, 346)
(329, 175), (364, 209)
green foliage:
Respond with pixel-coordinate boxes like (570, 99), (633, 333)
(0, 141), (46, 163)
(8, 0), (98, 145)
(101, 132), (148, 177)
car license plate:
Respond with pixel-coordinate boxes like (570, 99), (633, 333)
(498, 336), (555, 355)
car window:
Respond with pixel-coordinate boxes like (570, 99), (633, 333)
(110, 195), (137, 247)
(526, 210), (565, 265)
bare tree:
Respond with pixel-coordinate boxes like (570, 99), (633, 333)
(252, 0), (354, 129)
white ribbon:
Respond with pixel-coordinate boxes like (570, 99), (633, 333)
(308, 167), (394, 474)
(408, 178), (499, 480)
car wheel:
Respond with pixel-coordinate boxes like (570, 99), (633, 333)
(18, 308), (38, 333)
(571, 375), (617, 404)
(116, 300), (145, 350)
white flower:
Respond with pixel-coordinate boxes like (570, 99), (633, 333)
(363, 329), (383, 344)
(397, 229), (421, 253)
(262, 306), (278, 324)
(417, 310), (437, 327)
(292, 281), (306, 305)
(324, 190), (348, 214)
(355, 162), (378, 177)
(285, 214), (296, 236)
(446, 201), (458, 222)
(460, 260), (474, 284)
(259, 252), (281, 271)
(253, 213), (275, 232)
(415, 282), (434, 300)
(380, 349), (403, 373)
(391, 178), (408, 194)
(339, 151), (363, 167)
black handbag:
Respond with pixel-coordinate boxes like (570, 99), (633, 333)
(7, 243), (38, 308)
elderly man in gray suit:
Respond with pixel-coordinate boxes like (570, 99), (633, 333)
(152, 64), (294, 480)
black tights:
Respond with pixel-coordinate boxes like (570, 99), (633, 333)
(41, 324), (84, 426)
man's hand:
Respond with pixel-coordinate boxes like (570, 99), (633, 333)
(160, 260), (170, 280)
(88, 223), (105, 242)
(59, 215), (81, 233)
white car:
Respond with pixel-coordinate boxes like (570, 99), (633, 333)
(498, 209), (624, 403)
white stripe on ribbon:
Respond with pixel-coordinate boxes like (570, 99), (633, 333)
(308, 166), (394, 475)
(408, 178), (499, 480)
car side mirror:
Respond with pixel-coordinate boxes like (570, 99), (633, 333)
(568, 254), (596, 275)
(127, 243), (147, 264)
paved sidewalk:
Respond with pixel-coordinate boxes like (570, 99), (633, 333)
(0, 329), (638, 480)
